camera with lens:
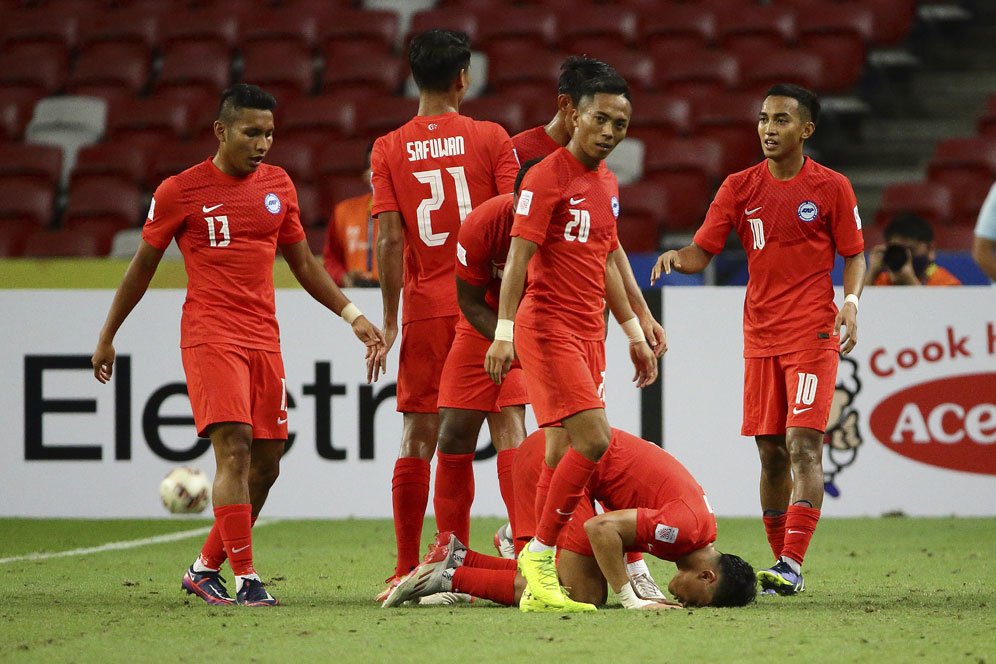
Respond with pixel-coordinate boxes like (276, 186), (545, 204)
(882, 244), (910, 272)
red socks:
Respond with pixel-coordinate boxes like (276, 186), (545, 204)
(464, 550), (517, 571)
(451, 567), (516, 606)
(199, 513), (259, 570)
(496, 449), (517, 538)
(433, 451), (475, 546)
(392, 457), (431, 578)
(215, 503), (254, 576)
(780, 505), (821, 566)
(535, 448), (597, 547)
(533, 462), (554, 528)
(762, 512), (787, 561)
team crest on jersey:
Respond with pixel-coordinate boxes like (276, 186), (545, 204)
(797, 200), (819, 222)
(264, 193), (281, 214)
(611, 196), (619, 219)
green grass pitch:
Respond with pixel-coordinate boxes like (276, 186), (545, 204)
(1, 517), (993, 662)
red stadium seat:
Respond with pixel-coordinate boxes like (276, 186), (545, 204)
(583, 49), (655, 93)
(642, 137), (725, 230)
(68, 43), (151, 98)
(59, 218), (122, 255)
(0, 88), (43, 141)
(0, 10), (79, 60)
(619, 181), (669, 233)
(953, 183), (992, 228)
(241, 42), (315, 100)
(852, 0), (916, 45)
(280, 96), (356, 140)
(977, 97), (996, 139)
(487, 47), (565, 98)
(0, 224), (31, 257)
(72, 142), (150, 187)
(795, 4), (874, 93)
(79, 8), (161, 54)
(407, 9), (480, 49)
(640, 4), (717, 52)
(353, 96), (420, 140)
(320, 52), (405, 98)
(22, 229), (103, 257)
(107, 98), (191, 148)
(295, 182), (323, 227)
(304, 225), (325, 255)
(321, 10), (398, 56)
(932, 224), (976, 251)
(927, 137), (996, 206)
(477, 6), (558, 51)
(316, 139), (371, 179)
(735, 48), (824, 95)
(0, 48), (68, 96)
(460, 96), (527, 137)
(688, 90), (762, 174)
(64, 177), (144, 229)
(718, 4), (796, 53)
(557, 6), (638, 53)
(0, 144), (63, 187)
(653, 48), (740, 97)
(616, 216), (661, 253)
(156, 42), (232, 97)
(265, 137), (317, 185)
(626, 92), (693, 142)
(875, 181), (953, 227)
(0, 180), (55, 227)
(147, 140), (219, 186)
(160, 7), (240, 50)
(240, 12), (319, 51)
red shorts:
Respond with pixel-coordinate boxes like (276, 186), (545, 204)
(742, 348), (839, 436)
(181, 343), (288, 439)
(396, 315), (458, 413)
(515, 325), (606, 428)
(437, 325), (529, 412)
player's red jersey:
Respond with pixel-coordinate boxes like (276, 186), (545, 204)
(693, 158), (864, 357)
(143, 158), (305, 351)
(590, 430), (717, 561)
(512, 148), (620, 341)
(371, 112), (519, 324)
(511, 125), (561, 164)
(454, 192), (514, 319)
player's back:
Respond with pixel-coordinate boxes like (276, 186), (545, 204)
(371, 112), (518, 323)
(455, 192), (515, 314)
(512, 125), (561, 163)
(144, 159), (303, 351)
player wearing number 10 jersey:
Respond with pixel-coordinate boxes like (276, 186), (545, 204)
(92, 84), (385, 608)
(652, 84), (866, 597)
(370, 29), (519, 600)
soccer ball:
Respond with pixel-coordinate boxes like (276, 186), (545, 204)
(159, 467), (211, 514)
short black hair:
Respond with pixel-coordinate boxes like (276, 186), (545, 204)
(514, 158), (542, 195)
(710, 553), (757, 608)
(576, 73), (632, 110)
(558, 56), (619, 106)
(408, 29), (471, 93)
(885, 212), (934, 243)
(218, 83), (276, 124)
(765, 83), (820, 125)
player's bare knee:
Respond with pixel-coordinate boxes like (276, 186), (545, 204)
(756, 438), (790, 471)
(250, 462), (280, 490)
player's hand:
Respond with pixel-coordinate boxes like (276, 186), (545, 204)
(641, 316), (668, 358)
(629, 340), (658, 388)
(351, 316), (387, 383)
(636, 600), (683, 610)
(92, 340), (115, 383)
(834, 301), (859, 356)
(650, 250), (681, 285)
(369, 320), (398, 383)
(485, 340), (514, 385)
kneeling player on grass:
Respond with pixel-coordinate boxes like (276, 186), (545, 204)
(383, 428), (757, 609)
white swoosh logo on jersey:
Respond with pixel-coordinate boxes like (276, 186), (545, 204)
(745, 206), (762, 215)
(202, 204), (224, 213)
(569, 197), (586, 205)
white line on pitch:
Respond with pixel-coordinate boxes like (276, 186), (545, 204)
(0, 519), (274, 565)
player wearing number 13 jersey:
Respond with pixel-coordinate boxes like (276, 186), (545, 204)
(651, 84), (867, 597)
(92, 84), (385, 608)
(370, 29), (519, 599)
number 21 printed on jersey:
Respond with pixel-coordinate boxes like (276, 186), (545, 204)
(413, 166), (471, 247)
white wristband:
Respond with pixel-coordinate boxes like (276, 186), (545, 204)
(340, 302), (362, 325)
(621, 316), (645, 345)
(616, 581), (656, 609)
(844, 293), (859, 312)
(494, 319), (514, 343)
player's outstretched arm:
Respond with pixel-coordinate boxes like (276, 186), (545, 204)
(485, 236), (535, 385)
(835, 252), (866, 356)
(92, 240), (165, 383)
(375, 211), (404, 370)
(584, 511), (680, 610)
(650, 243), (713, 284)
(281, 240), (387, 380)
(456, 276), (497, 340)
(613, 246), (667, 358)
(606, 253), (658, 388)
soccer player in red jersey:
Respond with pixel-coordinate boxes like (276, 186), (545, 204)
(370, 29), (520, 600)
(382, 428), (757, 610)
(485, 74), (659, 612)
(91, 84), (385, 607)
(652, 84), (867, 596)
(512, 56), (667, 354)
(433, 160), (540, 552)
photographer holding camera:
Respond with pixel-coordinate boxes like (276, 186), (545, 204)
(865, 213), (961, 286)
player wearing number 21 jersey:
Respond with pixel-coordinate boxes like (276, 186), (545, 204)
(652, 84), (866, 598)
(370, 29), (519, 600)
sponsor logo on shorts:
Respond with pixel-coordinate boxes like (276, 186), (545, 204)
(264, 193), (281, 214)
(654, 524), (678, 543)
